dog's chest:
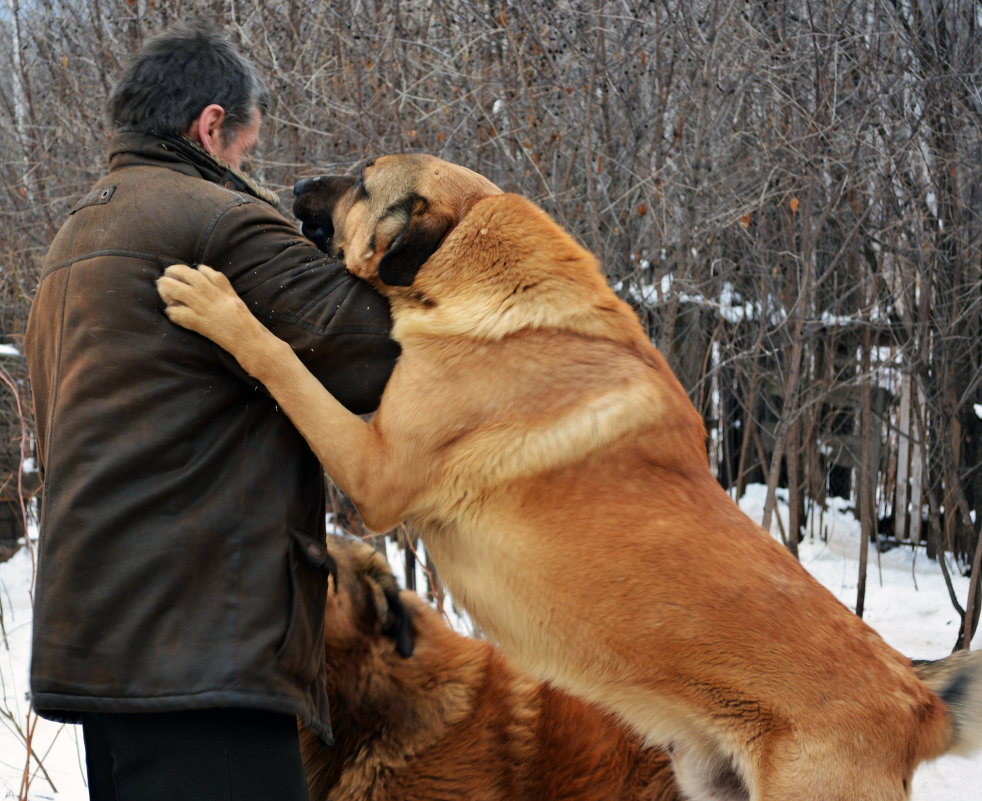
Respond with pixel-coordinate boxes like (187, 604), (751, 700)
(415, 508), (557, 665)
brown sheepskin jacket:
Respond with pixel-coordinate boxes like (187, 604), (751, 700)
(24, 130), (399, 743)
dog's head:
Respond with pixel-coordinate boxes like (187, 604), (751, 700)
(293, 154), (501, 288)
(323, 534), (415, 661)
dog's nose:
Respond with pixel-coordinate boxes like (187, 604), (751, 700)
(293, 177), (317, 196)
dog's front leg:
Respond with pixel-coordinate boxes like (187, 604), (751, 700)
(157, 264), (414, 531)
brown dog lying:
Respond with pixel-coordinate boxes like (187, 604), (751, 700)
(158, 154), (982, 800)
(302, 534), (681, 801)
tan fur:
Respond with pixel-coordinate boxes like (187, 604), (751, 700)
(301, 534), (681, 801)
(157, 153), (981, 801)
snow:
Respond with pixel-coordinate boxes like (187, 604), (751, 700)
(613, 274), (782, 326)
(2, 488), (981, 799)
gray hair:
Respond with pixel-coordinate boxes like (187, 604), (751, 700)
(107, 22), (270, 143)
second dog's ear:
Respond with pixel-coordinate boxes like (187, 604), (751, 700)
(376, 194), (454, 286)
(360, 549), (416, 659)
(380, 589), (415, 658)
(366, 579), (415, 658)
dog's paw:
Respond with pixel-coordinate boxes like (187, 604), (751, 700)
(157, 263), (255, 353)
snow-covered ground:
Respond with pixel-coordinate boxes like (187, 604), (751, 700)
(2, 486), (980, 799)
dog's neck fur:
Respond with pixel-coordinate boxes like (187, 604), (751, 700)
(376, 193), (708, 499)
(387, 193), (645, 349)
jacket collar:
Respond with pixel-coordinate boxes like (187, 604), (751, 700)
(108, 129), (281, 208)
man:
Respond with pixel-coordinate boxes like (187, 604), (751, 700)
(24, 23), (398, 801)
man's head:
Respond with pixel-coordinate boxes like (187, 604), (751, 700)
(107, 22), (269, 168)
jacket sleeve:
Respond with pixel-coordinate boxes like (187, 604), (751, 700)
(197, 196), (400, 415)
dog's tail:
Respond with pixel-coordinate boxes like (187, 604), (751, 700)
(912, 649), (982, 756)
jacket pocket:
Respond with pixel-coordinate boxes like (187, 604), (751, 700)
(275, 528), (334, 685)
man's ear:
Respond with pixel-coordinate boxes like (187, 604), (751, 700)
(187, 104), (227, 156)
(376, 195), (454, 286)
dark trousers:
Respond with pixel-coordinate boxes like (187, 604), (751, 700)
(81, 708), (311, 801)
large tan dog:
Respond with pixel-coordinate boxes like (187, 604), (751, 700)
(158, 154), (982, 801)
(302, 534), (681, 801)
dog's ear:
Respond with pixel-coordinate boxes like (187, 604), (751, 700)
(361, 550), (416, 658)
(375, 194), (454, 286)
(379, 588), (415, 658)
(366, 579), (415, 658)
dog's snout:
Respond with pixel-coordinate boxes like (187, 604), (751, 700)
(292, 174), (361, 256)
(293, 177), (318, 196)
